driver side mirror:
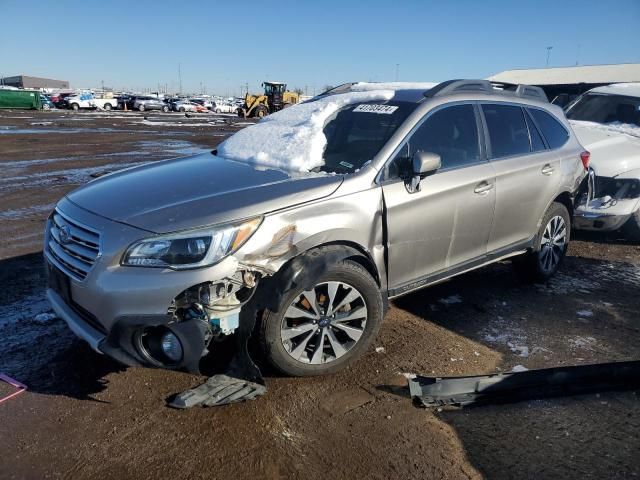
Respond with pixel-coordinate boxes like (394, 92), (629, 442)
(408, 151), (441, 193)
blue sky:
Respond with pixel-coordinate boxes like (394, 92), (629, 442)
(2, 0), (639, 96)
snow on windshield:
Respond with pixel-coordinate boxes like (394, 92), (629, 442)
(217, 90), (394, 172)
(569, 120), (640, 140)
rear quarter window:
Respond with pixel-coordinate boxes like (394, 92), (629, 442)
(528, 108), (569, 149)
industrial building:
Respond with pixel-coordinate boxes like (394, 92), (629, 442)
(489, 63), (640, 104)
(0, 75), (69, 89)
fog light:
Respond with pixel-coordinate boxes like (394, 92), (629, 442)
(160, 331), (183, 363)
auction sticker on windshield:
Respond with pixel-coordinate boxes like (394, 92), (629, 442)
(353, 104), (399, 114)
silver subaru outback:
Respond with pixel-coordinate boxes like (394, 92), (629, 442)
(45, 80), (587, 379)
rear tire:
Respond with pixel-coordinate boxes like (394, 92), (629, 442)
(622, 209), (640, 242)
(70, 103), (79, 111)
(215, 108), (221, 114)
(104, 103), (112, 111)
(161, 105), (169, 113)
(260, 259), (383, 377)
(513, 202), (570, 283)
(138, 104), (145, 112)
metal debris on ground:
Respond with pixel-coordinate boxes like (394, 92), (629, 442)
(408, 361), (640, 408)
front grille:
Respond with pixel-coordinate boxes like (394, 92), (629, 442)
(47, 209), (101, 281)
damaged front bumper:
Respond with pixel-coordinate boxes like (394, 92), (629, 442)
(44, 198), (259, 374)
(573, 175), (640, 231)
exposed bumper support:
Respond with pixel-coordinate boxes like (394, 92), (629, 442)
(408, 361), (640, 408)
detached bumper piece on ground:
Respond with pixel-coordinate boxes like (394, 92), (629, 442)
(408, 361), (640, 408)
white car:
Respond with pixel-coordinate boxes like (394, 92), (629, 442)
(211, 101), (236, 113)
(172, 100), (198, 112)
(567, 83), (640, 240)
(66, 94), (118, 111)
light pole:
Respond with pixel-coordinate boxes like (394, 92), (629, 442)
(178, 64), (182, 94)
(546, 46), (553, 68)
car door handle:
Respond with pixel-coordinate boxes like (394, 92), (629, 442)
(541, 164), (554, 176)
(474, 181), (494, 195)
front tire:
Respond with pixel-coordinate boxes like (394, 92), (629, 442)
(161, 105), (169, 112)
(260, 259), (383, 377)
(104, 103), (112, 111)
(138, 104), (145, 112)
(70, 103), (79, 111)
(513, 202), (570, 282)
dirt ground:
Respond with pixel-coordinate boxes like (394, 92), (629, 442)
(1, 110), (639, 480)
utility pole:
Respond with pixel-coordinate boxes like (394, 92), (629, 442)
(178, 64), (182, 94)
(575, 44), (581, 66)
(546, 46), (553, 68)
(245, 82), (249, 96)
(101, 79), (104, 93)
(395, 63), (399, 82)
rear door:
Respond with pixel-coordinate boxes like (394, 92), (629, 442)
(481, 103), (564, 252)
(381, 103), (497, 291)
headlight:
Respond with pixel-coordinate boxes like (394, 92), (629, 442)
(122, 218), (261, 269)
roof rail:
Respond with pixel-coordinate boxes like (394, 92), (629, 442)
(424, 79), (548, 102)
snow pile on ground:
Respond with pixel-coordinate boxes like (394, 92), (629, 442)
(217, 90), (394, 172)
(351, 82), (438, 92)
(569, 120), (640, 139)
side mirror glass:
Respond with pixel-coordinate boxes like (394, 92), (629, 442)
(408, 152), (441, 193)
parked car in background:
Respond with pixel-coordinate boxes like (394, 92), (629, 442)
(189, 98), (213, 109)
(66, 93), (118, 111)
(212, 101), (236, 113)
(40, 94), (55, 110)
(171, 99), (198, 112)
(193, 103), (209, 113)
(133, 96), (170, 112)
(53, 92), (76, 109)
(44, 80), (586, 382)
(567, 83), (640, 240)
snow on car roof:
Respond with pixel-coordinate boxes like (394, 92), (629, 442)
(217, 89), (395, 172)
(589, 82), (640, 98)
(351, 81), (438, 92)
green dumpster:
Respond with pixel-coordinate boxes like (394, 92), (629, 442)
(0, 89), (43, 109)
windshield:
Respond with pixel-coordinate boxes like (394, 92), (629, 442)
(319, 101), (415, 173)
(565, 93), (640, 127)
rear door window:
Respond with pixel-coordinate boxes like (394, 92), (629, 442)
(482, 104), (531, 158)
(528, 108), (569, 149)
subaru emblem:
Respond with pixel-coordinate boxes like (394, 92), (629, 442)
(59, 225), (71, 244)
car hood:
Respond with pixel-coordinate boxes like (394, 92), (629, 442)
(66, 153), (343, 233)
(570, 121), (640, 178)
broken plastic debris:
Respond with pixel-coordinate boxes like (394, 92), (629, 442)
(169, 374), (266, 408)
(375, 347), (385, 353)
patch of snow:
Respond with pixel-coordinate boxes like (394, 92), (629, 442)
(33, 312), (57, 324)
(507, 343), (530, 358)
(576, 309), (594, 317)
(217, 90), (394, 172)
(569, 120), (640, 139)
(0, 203), (55, 220)
(438, 294), (463, 305)
(511, 365), (529, 372)
(351, 82), (438, 92)
(400, 372), (416, 379)
(30, 121), (53, 126)
(569, 336), (597, 349)
(375, 346), (385, 353)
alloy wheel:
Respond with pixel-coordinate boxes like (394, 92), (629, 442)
(280, 281), (368, 365)
(539, 215), (566, 273)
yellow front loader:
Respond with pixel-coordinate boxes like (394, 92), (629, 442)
(238, 82), (300, 118)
